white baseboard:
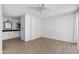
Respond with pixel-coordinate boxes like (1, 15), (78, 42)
(32, 36), (41, 40)
(42, 36), (75, 43)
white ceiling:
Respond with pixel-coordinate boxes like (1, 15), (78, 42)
(2, 4), (79, 19)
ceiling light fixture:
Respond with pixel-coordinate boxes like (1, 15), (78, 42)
(29, 4), (49, 15)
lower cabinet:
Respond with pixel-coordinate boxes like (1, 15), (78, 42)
(3, 31), (20, 40)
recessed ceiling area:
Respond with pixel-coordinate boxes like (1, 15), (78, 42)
(2, 4), (79, 19)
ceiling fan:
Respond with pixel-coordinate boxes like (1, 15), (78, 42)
(28, 4), (50, 14)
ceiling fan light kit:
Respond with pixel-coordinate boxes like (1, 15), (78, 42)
(29, 4), (49, 14)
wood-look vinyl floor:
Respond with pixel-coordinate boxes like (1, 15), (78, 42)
(3, 38), (79, 54)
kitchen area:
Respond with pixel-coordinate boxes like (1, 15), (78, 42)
(2, 16), (21, 40)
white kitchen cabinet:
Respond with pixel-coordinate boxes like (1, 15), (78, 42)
(3, 31), (20, 40)
(3, 32), (10, 40)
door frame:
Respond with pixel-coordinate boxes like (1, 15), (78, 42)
(74, 11), (79, 44)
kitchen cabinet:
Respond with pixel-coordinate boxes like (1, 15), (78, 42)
(3, 31), (20, 40)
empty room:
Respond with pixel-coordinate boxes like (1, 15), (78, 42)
(0, 4), (79, 54)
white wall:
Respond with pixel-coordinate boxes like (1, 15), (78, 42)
(21, 15), (32, 41)
(25, 15), (31, 41)
(0, 5), (2, 53)
(21, 12), (78, 43)
(43, 13), (75, 42)
(32, 16), (42, 39)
